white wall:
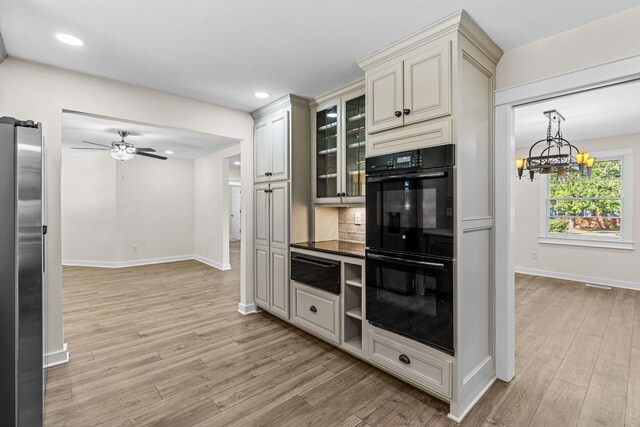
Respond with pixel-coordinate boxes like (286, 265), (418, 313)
(115, 157), (194, 262)
(515, 133), (640, 288)
(497, 6), (640, 89)
(194, 144), (241, 269)
(0, 57), (254, 358)
(61, 151), (117, 262)
(62, 152), (194, 264)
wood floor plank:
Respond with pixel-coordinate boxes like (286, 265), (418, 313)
(554, 331), (602, 389)
(489, 353), (562, 426)
(626, 347), (640, 427)
(529, 378), (587, 427)
(577, 359), (628, 427)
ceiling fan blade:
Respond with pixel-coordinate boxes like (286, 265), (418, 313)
(71, 147), (111, 150)
(82, 140), (113, 148)
(135, 148), (156, 152)
(135, 151), (167, 160)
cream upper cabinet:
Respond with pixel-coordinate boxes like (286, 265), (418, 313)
(254, 120), (270, 182)
(366, 41), (451, 135)
(403, 43), (451, 126)
(269, 112), (289, 182)
(312, 85), (366, 205)
(367, 62), (403, 134)
(253, 111), (290, 183)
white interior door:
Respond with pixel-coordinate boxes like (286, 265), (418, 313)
(229, 186), (242, 240)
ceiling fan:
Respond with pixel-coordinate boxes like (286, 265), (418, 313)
(71, 130), (167, 161)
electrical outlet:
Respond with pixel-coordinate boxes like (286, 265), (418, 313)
(355, 212), (362, 226)
(531, 251), (538, 260)
(132, 245), (138, 253)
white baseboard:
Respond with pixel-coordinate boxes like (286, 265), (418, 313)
(237, 302), (259, 315)
(44, 343), (69, 368)
(63, 254), (193, 268)
(63, 254), (231, 271)
(194, 255), (231, 271)
(515, 267), (640, 292)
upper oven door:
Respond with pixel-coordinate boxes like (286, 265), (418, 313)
(366, 167), (453, 258)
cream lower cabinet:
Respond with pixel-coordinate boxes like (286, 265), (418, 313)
(253, 182), (290, 319)
(292, 281), (340, 344)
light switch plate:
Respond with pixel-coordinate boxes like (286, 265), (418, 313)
(355, 212), (362, 225)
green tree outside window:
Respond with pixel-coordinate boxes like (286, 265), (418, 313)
(548, 160), (622, 237)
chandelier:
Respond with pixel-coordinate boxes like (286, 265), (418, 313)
(516, 110), (595, 182)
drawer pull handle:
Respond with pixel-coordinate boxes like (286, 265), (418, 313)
(394, 111), (402, 118)
(399, 354), (411, 365)
(309, 305), (317, 313)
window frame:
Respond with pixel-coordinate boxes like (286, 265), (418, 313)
(539, 148), (634, 250)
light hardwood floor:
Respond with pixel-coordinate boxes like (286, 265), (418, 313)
(45, 244), (640, 426)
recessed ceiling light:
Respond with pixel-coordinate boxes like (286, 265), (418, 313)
(254, 92), (270, 99)
(56, 33), (86, 47)
(234, 161), (241, 165)
(165, 150), (174, 154)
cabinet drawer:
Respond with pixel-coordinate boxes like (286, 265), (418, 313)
(366, 118), (451, 158)
(368, 330), (451, 398)
(292, 283), (340, 344)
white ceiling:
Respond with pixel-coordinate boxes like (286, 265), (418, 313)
(62, 113), (240, 160)
(515, 80), (640, 148)
(2, 1), (639, 112)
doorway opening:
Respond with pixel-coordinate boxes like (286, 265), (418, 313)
(227, 154), (242, 270)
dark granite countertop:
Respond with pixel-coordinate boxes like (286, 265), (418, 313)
(290, 240), (365, 259)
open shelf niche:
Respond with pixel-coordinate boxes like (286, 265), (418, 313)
(342, 261), (365, 355)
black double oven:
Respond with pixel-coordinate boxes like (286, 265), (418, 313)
(366, 144), (455, 355)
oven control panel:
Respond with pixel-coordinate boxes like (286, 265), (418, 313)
(385, 154), (422, 169)
(366, 144), (455, 174)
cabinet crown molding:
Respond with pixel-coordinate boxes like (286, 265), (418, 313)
(357, 9), (503, 71)
(310, 79), (365, 107)
(251, 94), (310, 120)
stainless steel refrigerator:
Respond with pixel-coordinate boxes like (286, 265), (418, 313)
(0, 117), (45, 426)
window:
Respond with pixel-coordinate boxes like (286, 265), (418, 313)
(540, 149), (634, 249)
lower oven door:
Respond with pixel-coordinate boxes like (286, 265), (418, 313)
(366, 251), (454, 355)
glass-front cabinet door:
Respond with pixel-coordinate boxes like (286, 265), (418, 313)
(315, 104), (340, 201)
(313, 86), (366, 205)
(342, 94), (366, 202)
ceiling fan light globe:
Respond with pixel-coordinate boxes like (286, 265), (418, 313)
(110, 151), (134, 161)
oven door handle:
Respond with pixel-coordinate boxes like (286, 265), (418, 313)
(367, 253), (445, 270)
(291, 256), (339, 269)
(367, 171), (446, 183)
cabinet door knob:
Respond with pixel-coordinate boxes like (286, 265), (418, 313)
(398, 354), (411, 365)
(394, 111), (402, 118)
(341, 192), (347, 197)
(403, 109), (411, 116)
(309, 305), (317, 313)
(336, 193), (341, 198)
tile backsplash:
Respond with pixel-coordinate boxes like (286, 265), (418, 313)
(338, 207), (366, 243)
